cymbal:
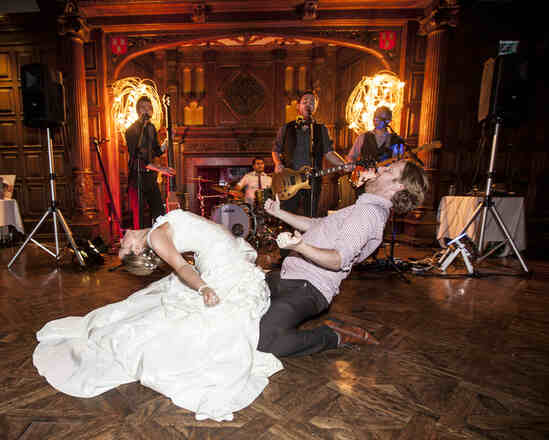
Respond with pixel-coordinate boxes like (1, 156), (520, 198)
(186, 177), (213, 183)
(211, 184), (244, 199)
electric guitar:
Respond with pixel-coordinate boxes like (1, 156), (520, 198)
(349, 140), (441, 186)
(163, 94), (180, 212)
(271, 141), (441, 201)
(272, 161), (368, 201)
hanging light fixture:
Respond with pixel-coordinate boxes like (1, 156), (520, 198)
(345, 70), (405, 135)
(112, 77), (163, 133)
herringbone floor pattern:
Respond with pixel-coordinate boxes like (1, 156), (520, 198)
(1, 244), (548, 439)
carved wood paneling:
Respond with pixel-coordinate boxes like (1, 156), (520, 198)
(0, 52), (11, 79)
(25, 182), (47, 214)
(0, 121), (16, 145)
(0, 150), (17, 173)
(86, 78), (98, 107)
(84, 41), (97, 71)
(405, 71), (423, 139)
(53, 151), (67, 178)
(24, 150), (43, 178)
(0, 88), (15, 114)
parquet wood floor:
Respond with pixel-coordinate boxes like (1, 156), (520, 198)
(1, 243), (548, 439)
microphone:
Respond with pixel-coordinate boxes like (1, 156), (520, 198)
(141, 113), (151, 123)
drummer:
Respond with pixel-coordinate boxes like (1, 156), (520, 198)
(235, 157), (272, 207)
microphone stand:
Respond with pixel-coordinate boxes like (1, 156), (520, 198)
(136, 115), (150, 229)
(91, 137), (122, 251)
(360, 124), (411, 283)
(309, 119), (317, 218)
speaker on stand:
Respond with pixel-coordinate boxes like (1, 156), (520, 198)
(440, 53), (529, 274)
(478, 53), (528, 126)
(8, 64), (85, 269)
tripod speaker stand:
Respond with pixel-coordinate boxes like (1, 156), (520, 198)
(439, 117), (528, 273)
(8, 127), (85, 268)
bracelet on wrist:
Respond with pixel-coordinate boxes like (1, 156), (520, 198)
(197, 285), (210, 295)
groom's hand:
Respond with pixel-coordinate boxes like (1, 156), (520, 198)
(264, 194), (281, 218)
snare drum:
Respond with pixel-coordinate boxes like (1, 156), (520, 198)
(211, 203), (255, 238)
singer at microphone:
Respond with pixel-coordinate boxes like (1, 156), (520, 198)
(124, 96), (167, 229)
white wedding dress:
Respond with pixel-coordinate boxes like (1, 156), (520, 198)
(33, 210), (283, 421)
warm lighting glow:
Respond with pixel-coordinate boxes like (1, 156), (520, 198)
(345, 71), (405, 134)
(112, 77), (163, 134)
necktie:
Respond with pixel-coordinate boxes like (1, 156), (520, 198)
(258, 173), (262, 189)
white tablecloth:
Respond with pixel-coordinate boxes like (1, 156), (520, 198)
(0, 199), (25, 238)
(437, 196), (526, 257)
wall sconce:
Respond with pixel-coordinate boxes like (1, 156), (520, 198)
(284, 64), (308, 103)
(182, 66), (205, 104)
(345, 70), (404, 134)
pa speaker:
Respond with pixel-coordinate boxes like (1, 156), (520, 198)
(477, 53), (528, 124)
(21, 63), (65, 128)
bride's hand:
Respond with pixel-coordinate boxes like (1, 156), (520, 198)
(201, 287), (220, 307)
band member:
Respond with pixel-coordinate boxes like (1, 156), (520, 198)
(124, 96), (168, 229)
(235, 157), (272, 206)
(272, 90), (346, 218)
(345, 105), (404, 165)
(258, 160), (428, 356)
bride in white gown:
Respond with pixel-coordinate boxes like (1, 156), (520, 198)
(33, 209), (283, 422)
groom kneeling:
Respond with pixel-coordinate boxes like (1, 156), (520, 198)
(258, 160), (428, 356)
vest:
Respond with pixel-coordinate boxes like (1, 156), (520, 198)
(282, 121), (324, 170)
(360, 131), (402, 163)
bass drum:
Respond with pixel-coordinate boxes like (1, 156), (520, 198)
(211, 203), (255, 238)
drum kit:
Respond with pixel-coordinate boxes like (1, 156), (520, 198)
(189, 176), (284, 251)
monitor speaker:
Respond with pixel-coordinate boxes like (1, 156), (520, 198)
(21, 63), (65, 128)
(477, 53), (528, 124)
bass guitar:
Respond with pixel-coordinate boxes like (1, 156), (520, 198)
(163, 94), (180, 212)
(271, 141), (441, 201)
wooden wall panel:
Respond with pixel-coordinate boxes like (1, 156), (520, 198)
(25, 183), (47, 214)
(0, 52), (11, 79)
(24, 150), (43, 178)
(22, 126), (41, 147)
(0, 120), (16, 145)
(0, 88), (15, 114)
(86, 79), (98, 107)
(0, 149), (18, 173)
(406, 72), (423, 139)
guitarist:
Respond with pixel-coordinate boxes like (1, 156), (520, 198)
(272, 90), (346, 218)
(345, 106), (404, 167)
(345, 106), (405, 197)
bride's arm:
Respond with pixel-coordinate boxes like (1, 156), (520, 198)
(148, 223), (220, 307)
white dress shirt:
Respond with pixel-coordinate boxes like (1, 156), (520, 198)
(237, 172), (272, 205)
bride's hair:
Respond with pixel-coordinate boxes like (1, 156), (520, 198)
(122, 247), (163, 276)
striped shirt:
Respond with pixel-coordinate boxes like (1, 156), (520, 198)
(280, 193), (392, 303)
